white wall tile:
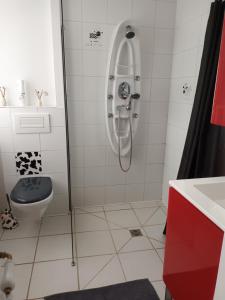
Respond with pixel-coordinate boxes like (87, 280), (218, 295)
(66, 76), (83, 101)
(1, 153), (17, 176)
(84, 125), (106, 146)
(65, 49), (83, 76)
(83, 77), (105, 101)
(0, 127), (14, 152)
(152, 54), (172, 78)
(47, 194), (69, 215)
(149, 102), (169, 124)
(84, 166), (105, 186)
(71, 187), (84, 206)
(151, 79), (170, 102)
(13, 133), (40, 152)
(145, 164), (164, 183)
(0, 108), (11, 127)
(83, 50), (107, 76)
(63, 0), (82, 21)
(126, 183), (144, 202)
(83, 0), (107, 23)
(154, 29), (174, 54)
(105, 185), (126, 204)
(132, 0), (156, 27)
(64, 21), (82, 50)
(84, 146), (106, 166)
(70, 147), (84, 168)
(105, 166), (126, 185)
(38, 108), (65, 127)
(107, 0), (132, 24)
(147, 144), (165, 164)
(71, 167), (84, 187)
(42, 150), (67, 173)
(40, 127), (66, 151)
(84, 186), (105, 205)
(155, 1), (176, 29)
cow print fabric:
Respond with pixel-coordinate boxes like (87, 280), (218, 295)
(15, 152), (42, 175)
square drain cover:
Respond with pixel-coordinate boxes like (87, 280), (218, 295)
(129, 229), (143, 237)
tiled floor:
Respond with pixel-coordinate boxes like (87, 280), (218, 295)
(0, 200), (167, 300)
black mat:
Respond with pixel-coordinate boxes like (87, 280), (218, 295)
(44, 279), (160, 300)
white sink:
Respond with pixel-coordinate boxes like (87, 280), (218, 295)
(194, 182), (225, 209)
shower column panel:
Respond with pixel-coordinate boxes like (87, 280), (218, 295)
(105, 20), (141, 157)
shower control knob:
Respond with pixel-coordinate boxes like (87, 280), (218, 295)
(107, 94), (113, 100)
(108, 113), (113, 118)
(131, 93), (140, 100)
(109, 75), (115, 80)
(133, 113), (138, 118)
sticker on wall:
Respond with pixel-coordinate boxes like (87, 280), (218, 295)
(83, 23), (105, 49)
(15, 152), (42, 175)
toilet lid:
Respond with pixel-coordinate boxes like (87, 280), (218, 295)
(10, 177), (53, 204)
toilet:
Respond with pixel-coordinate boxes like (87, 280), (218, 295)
(10, 176), (53, 220)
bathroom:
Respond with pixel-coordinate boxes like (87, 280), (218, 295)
(0, 0), (224, 299)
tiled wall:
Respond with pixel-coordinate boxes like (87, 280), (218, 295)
(162, 0), (212, 204)
(0, 107), (69, 215)
(63, 0), (176, 206)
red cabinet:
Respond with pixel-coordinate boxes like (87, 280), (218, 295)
(163, 188), (224, 300)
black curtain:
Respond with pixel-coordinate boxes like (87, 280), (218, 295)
(164, 0), (225, 234)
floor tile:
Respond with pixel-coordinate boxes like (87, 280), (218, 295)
(75, 206), (104, 214)
(144, 225), (166, 248)
(119, 250), (163, 281)
(10, 264), (33, 300)
(152, 281), (166, 300)
(106, 210), (140, 229)
(134, 207), (158, 225)
(78, 254), (125, 289)
(111, 229), (153, 253)
(28, 259), (78, 299)
(156, 249), (164, 262)
(35, 234), (72, 262)
(40, 215), (71, 236)
(75, 212), (108, 232)
(145, 208), (166, 226)
(1, 220), (40, 239)
(86, 255), (125, 289)
(76, 231), (115, 257)
(130, 200), (162, 209)
(0, 238), (37, 264)
(104, 203), (131, 211)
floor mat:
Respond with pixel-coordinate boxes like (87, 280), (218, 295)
(44, 279), (160, 300)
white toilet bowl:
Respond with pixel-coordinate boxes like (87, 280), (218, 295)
(10, 177), (53, 220)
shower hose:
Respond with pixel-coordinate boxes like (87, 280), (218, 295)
(118, 108), (133, 172)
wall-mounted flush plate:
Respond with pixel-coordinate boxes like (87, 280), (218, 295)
(13, 113), (50, 134)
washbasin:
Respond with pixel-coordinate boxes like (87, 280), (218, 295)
(194, 182), (225, 208)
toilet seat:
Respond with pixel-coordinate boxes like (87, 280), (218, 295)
(10, 177), (52, 204)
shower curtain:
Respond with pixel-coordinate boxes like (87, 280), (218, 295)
(164, 0), (225, 234)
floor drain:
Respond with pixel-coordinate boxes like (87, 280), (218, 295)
(129, 229), (143, 237)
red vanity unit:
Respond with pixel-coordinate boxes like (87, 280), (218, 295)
(163, 177), (225, 300)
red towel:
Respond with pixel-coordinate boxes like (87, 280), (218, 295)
(211, 16), (225, 126)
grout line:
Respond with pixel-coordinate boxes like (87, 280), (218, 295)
(26, 219), (42, 299)
(82, 254), (116, 290)
(142, 206), (161, 226)
(103, 208), (127, 282)
(72, 209), (80, 290)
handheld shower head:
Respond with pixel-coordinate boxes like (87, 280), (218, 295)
(126, 25), (135, 39)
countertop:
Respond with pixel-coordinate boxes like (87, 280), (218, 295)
(169, 176), (225, 231)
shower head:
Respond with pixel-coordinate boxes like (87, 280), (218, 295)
(125, 25), (135, 39)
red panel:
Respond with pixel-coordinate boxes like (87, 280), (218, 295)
(211, 16), (225, 126)
(163, 188), (223, 300)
